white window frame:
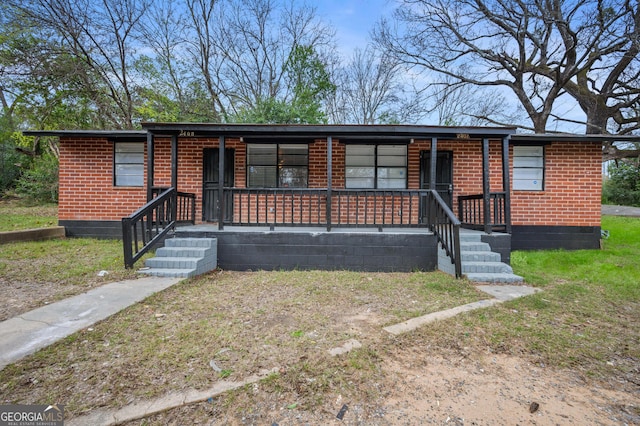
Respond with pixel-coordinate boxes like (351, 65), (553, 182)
(513, 145), (545, 191)
(114, 142), (144, 187)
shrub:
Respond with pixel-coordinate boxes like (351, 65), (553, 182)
(15, 154), (59, 203)
(602, 161), (640, 207)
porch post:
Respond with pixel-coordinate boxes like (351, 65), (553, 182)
(428, 137), (438, 228)
(429, 137), (438, 191)
(218, 135), (226, 230)
(171, 134), (178, 189)
(501, 136), (512, 233)
(482, 137), (491, 234)
(146, 132), (154, 202)
(326, 136), (332, 231)
(171, 133), (178, 220)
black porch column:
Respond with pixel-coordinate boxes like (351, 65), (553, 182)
(501, 136), (512, 233)
(171, 134), (178, 220)
(326, 136), (332, 231)
(482, 137), (491, 234)
(146, 132), (154, 202)
(171, 134), (178, 189)
(218, 135), (226, 230)
(429, 137), (438, 191)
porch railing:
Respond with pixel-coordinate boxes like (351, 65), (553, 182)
(426, 189), (462, 278)
(122, 187), (196, 268)
(227, 188), (429, 229)
(458, 192), (508, 233)
(224, 188), (462, 277)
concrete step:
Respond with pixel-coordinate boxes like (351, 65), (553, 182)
(155, 246), (211, 258)
(465, 272), (524, 283)
(460, 241), (491, 252)
(139, 268), (197, 278)
(461, 251), (502, 262)
(140, 237), (218, 278)
(165, 237), (216, 248)
(462, 261), (514, 274)
(145, 256), (201, 269)
(459, 232), (483, 242)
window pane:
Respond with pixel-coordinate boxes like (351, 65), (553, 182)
(377, 178), (406, 189)
(346, 167), (375, 178)
(247, 144), (277, 165)
(115, 165), (144, 186)
(377, 145), (407, 166)
(513, 145), (544, 191)
(279, 166), (308, 187)
(346, 145), (375, 166)
(346, 177), (375, 188)
(247, 165), (277, 187)
(114, 143), (143, 187)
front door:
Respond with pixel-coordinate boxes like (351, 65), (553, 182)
(203, 148), (235, 222)
(420, 150), (454, 217)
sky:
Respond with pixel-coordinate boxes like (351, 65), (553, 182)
(314, 0), (395, 57)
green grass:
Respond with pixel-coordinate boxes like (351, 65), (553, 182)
(0, 201), (58, 231)
(408, 215), (640, 381)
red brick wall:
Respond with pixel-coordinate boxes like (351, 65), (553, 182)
(510, 142), (602, 226)
(58, 136), (601, 227)
(58, 138), (147, 220)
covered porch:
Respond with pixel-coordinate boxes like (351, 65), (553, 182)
(122, 124), (517, 277)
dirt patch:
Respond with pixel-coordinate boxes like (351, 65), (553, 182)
(0, 278), (85, 322)
(123, 348), (639, 425)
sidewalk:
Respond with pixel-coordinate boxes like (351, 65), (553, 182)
(602, 204), (640, 217)
(0, 276), (182, 371)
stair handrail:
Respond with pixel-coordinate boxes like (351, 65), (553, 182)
(122, 187), (177, 269)
(427, 190), (462, 278)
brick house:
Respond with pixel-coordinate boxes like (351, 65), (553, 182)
(25, 124), (624, 279)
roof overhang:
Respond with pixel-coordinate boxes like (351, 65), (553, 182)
(140, 122), (517, 141)
(22, 130), (147, 142)
(511, 133), (640, 144)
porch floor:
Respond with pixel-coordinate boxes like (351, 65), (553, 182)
(176, 224), (435, 234)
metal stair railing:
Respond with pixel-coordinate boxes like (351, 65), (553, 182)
(426, 190), (462, 278)
(122, 187), (195, 269)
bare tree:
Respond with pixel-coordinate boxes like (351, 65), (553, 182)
(183, 0), (335, 121)
(374, 0), (640, 142)
(327, 47), (428, 124)
(12, 0), (151, 129)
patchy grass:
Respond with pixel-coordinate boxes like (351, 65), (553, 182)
(402, 215), (640, 383)
(0, 269), (483, 418)
(0, 199), (58, 231)
(0, 214), (638, 424)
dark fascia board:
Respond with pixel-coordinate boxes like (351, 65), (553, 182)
(511, 133), (640, 144)
(23, 130), (147, 142)
(140, 122), (517, 139)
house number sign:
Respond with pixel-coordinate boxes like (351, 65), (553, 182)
(179, 130), (195, 137)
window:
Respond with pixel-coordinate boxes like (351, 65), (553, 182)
(345, 144), (407, 189)
(513, 146), (544, 191)
(246, 144), (308, 188)
(114, 142), (144, 186)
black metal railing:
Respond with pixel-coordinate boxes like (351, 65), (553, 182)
(426, 190), (462, 278)
(151, 187), (196, 224)
(226, 188), (430, 229)
(458, 192), (507, 232)
(122, 187), (196, 268)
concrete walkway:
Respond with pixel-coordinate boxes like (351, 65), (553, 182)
(0, 276), (182, 371)
(602, 204), (640, 217)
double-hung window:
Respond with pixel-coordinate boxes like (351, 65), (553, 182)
(513, 145), (544, 191)
(246, 144), (308, 188)
(345, 144), (407, 189)
(114, 142), (144, 187)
